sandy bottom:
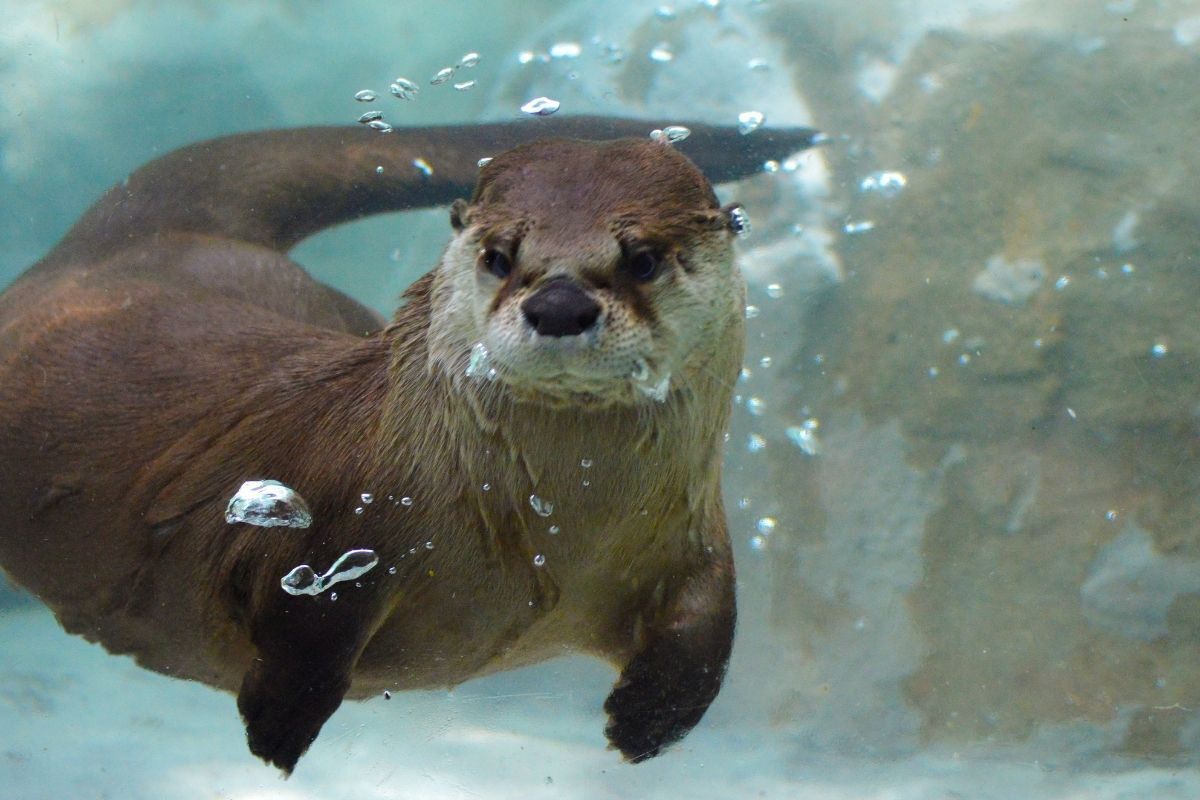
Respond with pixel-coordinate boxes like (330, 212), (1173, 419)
(1, 605), (1197, 800)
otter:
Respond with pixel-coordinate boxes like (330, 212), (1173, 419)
(0, 116), (817, 772)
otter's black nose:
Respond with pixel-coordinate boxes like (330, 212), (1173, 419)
(521, 279), (601, 337)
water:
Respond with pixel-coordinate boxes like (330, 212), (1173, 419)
(2, 1), (1200, 798)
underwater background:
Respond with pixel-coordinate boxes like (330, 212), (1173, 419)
(3, 0), (1200, 797)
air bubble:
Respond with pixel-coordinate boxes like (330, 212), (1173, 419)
(390, 78), (419, 99)
(413, 158), (433, 177)
(580, 458), (593, 468)
(766, 283), (783, 299)
(756, 517), (777, 534)
(361, 493), (374, 505)
(358, 110), (384, 124)
(729, 206), (752, 237)
(225, 480), (312, 528)
(649, 42), (675, 62)
(746, 397), (765, 416)
(401, 496), (414, 507)
(520, 96), (561, 116)
(453, 80), (476, 91)
(533, 554), (547, 567)
(744, 304), (760, 319)
(367, 120), (394, 133)
(281, 548), (379, 597)
(747, 433), (766, 453)
(843, 220), (876, 234)
(549, 525), (561, 535)
(466, 342), (492, 378)
(354, 506), (364, 515)
(431, 67), (455, 85)
(477, 157), (493, 168)
(530, 494), (555, 517)
(549, 42), (582, 59)
(355, 89), (378, 102)
(1151, 341), (1169, 358)
(859, 170), (908, 198)
(459, 52), (481, 68)
(737, 110), (765, 134)
(650, 126), (690, 144)
(747, 58), (770, 71)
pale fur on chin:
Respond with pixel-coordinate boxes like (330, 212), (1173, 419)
(425, 225), (743, 410)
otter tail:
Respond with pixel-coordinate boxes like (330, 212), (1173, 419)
(37, 117), (819, 270)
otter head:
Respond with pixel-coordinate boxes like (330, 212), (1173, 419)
(429, 137), (746, 408)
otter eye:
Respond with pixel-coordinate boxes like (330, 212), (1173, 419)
(480, 249), (513, 279)
(626, 251), (661, 282)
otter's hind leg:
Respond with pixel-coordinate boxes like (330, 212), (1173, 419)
(236, 576), (384, 774)
(603, 521), (736, 762)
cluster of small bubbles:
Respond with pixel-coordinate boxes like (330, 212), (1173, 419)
(281, 548), (379, 597)
(762, 160), (780, 174)
(368, 120), (394, 133)
(786, 419), (822, 456)
(549, 41), (583, 59)
(530, 494), (555, 517)
(747, 57), (770, 71)
(759, 356), (772, 368)
(766, 283), (784, 299)
(520, 96), (561, 116)
(401, 496), (414, 507)
(746, 397), (765, 416)
(942, 328), (960, 344)
(390, 78), (419, 100)
(361, 493), (374, 505)
(1055, 275), (1071, 291)
(355, 89), (378, 102)
(650, 125), (691, 144)
(477, 157), (493, 168)
(843, 220), (876, 234)
(225, 480), (313, 528)
(756, 517), (777, 534)
(649, 42), (675, 62)
(729, 206), (752, 236)
(533, 553), (547, 567)
(358, 110), (384, 124)
(744, 304), (760, 319)
(459, 52), (481, 68)
(859, 170), (908, 198)
(1151, 341), (1169, 358)
(737, 110), (765, 134)
(412, 158), (433, 177)
(454, 80), (476, 91)
(747, 433), (767, 453)
(548, 525), (561, 535)
(431, 67), (455, 85)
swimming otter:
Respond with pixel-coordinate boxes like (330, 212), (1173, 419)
(0, 116), (817, 772)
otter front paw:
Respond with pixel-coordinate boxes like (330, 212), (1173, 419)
(602, 634), (726, 763)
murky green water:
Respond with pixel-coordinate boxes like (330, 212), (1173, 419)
(3, 1), (1200, 797)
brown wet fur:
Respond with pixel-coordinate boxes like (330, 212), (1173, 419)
(0, 117), (816, 773)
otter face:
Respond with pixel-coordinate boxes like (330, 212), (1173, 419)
(431, 137), (746, 407)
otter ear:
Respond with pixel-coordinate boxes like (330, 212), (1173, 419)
(449, 199), (471, 231)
